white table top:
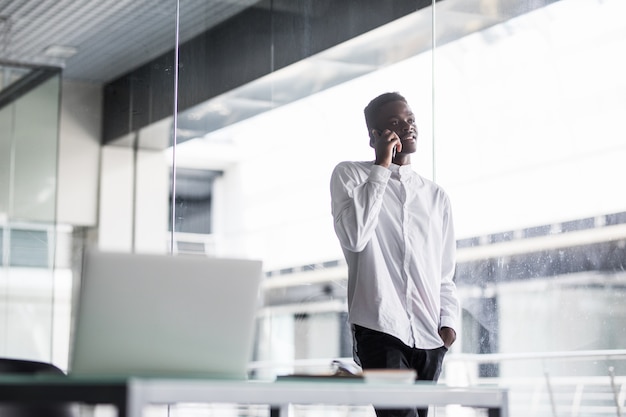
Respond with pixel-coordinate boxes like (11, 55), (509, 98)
(0, 375), (509, 417)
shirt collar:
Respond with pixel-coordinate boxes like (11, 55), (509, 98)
(389, 163), (413, 173)
(388, 163), (422, 184)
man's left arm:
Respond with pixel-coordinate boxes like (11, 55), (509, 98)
(439, 195), (460, 349)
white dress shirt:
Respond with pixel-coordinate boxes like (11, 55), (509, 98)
(330, 161), (459, 349)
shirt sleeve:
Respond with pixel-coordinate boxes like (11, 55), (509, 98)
(439, 194), (460, 331)
(330, 162), (391, 253)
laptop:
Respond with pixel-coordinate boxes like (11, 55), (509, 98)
(69, 249), (263, 379)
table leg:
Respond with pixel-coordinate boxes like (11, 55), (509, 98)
(270, 404), (290, 417)
(488, 408), (501, 417)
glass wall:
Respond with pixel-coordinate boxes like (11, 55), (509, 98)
(0, 66), (61, 362)
(174, 0), (626, 352)
(433, 0), (626, 379)
(172, 1), (437, 380)
(171, 0), (626, 414)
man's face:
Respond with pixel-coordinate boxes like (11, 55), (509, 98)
(371, 100), (418, 154)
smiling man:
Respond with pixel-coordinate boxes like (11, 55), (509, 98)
(330, 92), (460, 417)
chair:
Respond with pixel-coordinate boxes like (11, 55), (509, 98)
(0, 358), (76, 417)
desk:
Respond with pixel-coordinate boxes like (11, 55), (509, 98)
(0, 376), (508, 417)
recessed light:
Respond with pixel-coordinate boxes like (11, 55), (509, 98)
(43, 45), (78, 59)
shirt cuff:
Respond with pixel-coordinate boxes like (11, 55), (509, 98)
(439, 316), (457, 332)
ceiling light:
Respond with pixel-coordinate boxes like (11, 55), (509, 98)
(43, 45), (78, 59)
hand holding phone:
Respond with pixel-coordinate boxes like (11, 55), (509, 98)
(372, 129), (401, 167)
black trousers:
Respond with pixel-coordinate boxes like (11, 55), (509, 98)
(354, 325), (448, 417)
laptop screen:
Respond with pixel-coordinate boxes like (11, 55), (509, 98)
(70, 250), (263, 379)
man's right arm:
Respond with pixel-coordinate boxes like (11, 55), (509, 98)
(330, 162), (390, 252)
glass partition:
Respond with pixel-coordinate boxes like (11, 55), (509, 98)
(435, 0), (626, 352)
(433, 0), (626, 388)
(172, 0), (626, 415)
(432, 1), (626, 412)
(173, 1), (437, 381)
(0, 1), (180, 371)
(0, 66), (61, 363)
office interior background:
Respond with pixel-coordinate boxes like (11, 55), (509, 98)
(1, 0), (625, 415)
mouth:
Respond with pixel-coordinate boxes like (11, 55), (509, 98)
(401, 134), (417, 143)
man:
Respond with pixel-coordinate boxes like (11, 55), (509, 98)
(330, 92), (459, 417)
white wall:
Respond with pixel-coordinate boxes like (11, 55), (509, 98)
(98, 139), (170, 254)
(52, 86), (172, 253)
(57, 80), (102, 226)
(134, 149), (170, 254)
(1, 77), (60, 223)
(98, 145), (135, 252)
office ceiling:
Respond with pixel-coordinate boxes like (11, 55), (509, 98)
(0, 0), (259, 83)
(0, 0), (552, 85)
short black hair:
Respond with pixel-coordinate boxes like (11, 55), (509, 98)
(363, 92), (408, 134)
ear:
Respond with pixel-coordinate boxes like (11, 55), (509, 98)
(368, 129), (377, 148)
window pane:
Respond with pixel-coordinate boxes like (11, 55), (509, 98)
(433, 0), (626, 392)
